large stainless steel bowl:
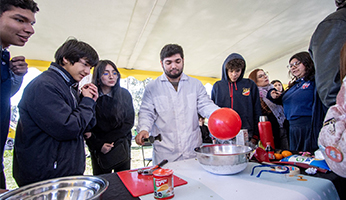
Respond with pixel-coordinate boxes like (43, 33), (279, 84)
(0, 175), (109, 200)
(194, 144), (252, 175)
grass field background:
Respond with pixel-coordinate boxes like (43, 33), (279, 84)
(3, 140), (152, 190)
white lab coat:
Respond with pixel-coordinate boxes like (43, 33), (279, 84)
(137, 73), (219, 165)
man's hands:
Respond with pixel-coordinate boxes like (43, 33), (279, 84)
(10, 56), (28, 76)
(81, 83), (98, 101)
(135, 130), (149, 145)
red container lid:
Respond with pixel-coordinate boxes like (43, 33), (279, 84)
(153, 169), (173, 177)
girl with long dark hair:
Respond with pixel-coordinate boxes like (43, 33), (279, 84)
(86, 60), (134, 175)
(267, 52), (316, 152)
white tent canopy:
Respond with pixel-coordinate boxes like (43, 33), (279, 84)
(8, 0), (336, 84)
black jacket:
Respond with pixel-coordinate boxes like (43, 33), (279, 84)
(309, 6), (346, 152)
(211, 53), (262, 139)
(13, 63), (96, 186)
(86, 88), (135, 153)
(309, 6), (346, 108)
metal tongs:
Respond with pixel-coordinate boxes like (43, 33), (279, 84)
(142, 134), (162, 144)
(137, 159), (168, 175)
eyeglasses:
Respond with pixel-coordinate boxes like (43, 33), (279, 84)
(287, 61), (301, 69)
(257, 72), (269, 79)
(103, 72), (117, 76)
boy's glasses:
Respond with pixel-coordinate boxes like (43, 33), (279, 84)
(287, 61), (301, 69)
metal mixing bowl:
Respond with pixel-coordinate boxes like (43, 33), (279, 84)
(194, 144), (253, 175)
(0, 175), (109, 200)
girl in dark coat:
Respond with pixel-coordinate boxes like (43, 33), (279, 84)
(86, 60), (135, 175)
(267, 52), (315, 152)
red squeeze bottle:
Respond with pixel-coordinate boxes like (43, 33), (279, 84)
(258, 116), (275, 149)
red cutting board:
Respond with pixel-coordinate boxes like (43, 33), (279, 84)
(117, 169), (188, 197)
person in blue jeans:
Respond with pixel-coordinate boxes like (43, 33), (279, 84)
(267, 52), (316, 152)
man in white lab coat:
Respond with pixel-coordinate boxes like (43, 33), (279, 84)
(135, 44), (219, 165)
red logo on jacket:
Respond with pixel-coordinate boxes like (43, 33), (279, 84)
(302, 83), (310, 89)
(242, 88), (250, 96)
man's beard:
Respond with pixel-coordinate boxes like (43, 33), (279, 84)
(164, 65), (184, 80)
(165, 69), (182, 79)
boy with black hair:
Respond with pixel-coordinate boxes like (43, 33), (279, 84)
(13, 38), (99, 186)
(211, 53), (261, 146)
(0, 0), (39, 189)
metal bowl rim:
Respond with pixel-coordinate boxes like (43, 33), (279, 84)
(194, 144), (253, 156)
(0, 175), (109, 199)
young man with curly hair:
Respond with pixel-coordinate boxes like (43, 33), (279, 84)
(211, 53), (262, 146)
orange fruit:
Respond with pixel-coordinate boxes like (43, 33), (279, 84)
(274, 153), (283, 160)
(281, 150), (292, 158)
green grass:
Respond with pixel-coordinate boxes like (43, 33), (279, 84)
(3, 141), (152, 190)
(3, 149), (94, 190)
(3, 150), (17, 190)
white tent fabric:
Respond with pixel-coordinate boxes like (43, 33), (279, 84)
(8, 0), (336, 84)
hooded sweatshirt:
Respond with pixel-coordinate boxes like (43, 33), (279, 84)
(211, 53), (261, 140)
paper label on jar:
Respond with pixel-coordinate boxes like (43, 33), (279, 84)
(153, 168), (174, 199)
(153, 176), (174, 199)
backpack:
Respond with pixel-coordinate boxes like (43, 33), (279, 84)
(318, 78), (346, 178)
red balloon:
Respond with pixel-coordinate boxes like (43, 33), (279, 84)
(208, 108), (242, 140)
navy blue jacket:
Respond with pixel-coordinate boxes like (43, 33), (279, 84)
(267, 79), (314, 121)
(1, 49), (12, 173)
(13, 62), (96, 186)
(211, 53), (261, 139)
(1, 49), (23, 172)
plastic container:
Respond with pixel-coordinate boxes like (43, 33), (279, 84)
(265, 142), (275, 160)
(236, 129), (249, 146)
(153, 168), (174, 199)
(258, 116), (275, 149)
